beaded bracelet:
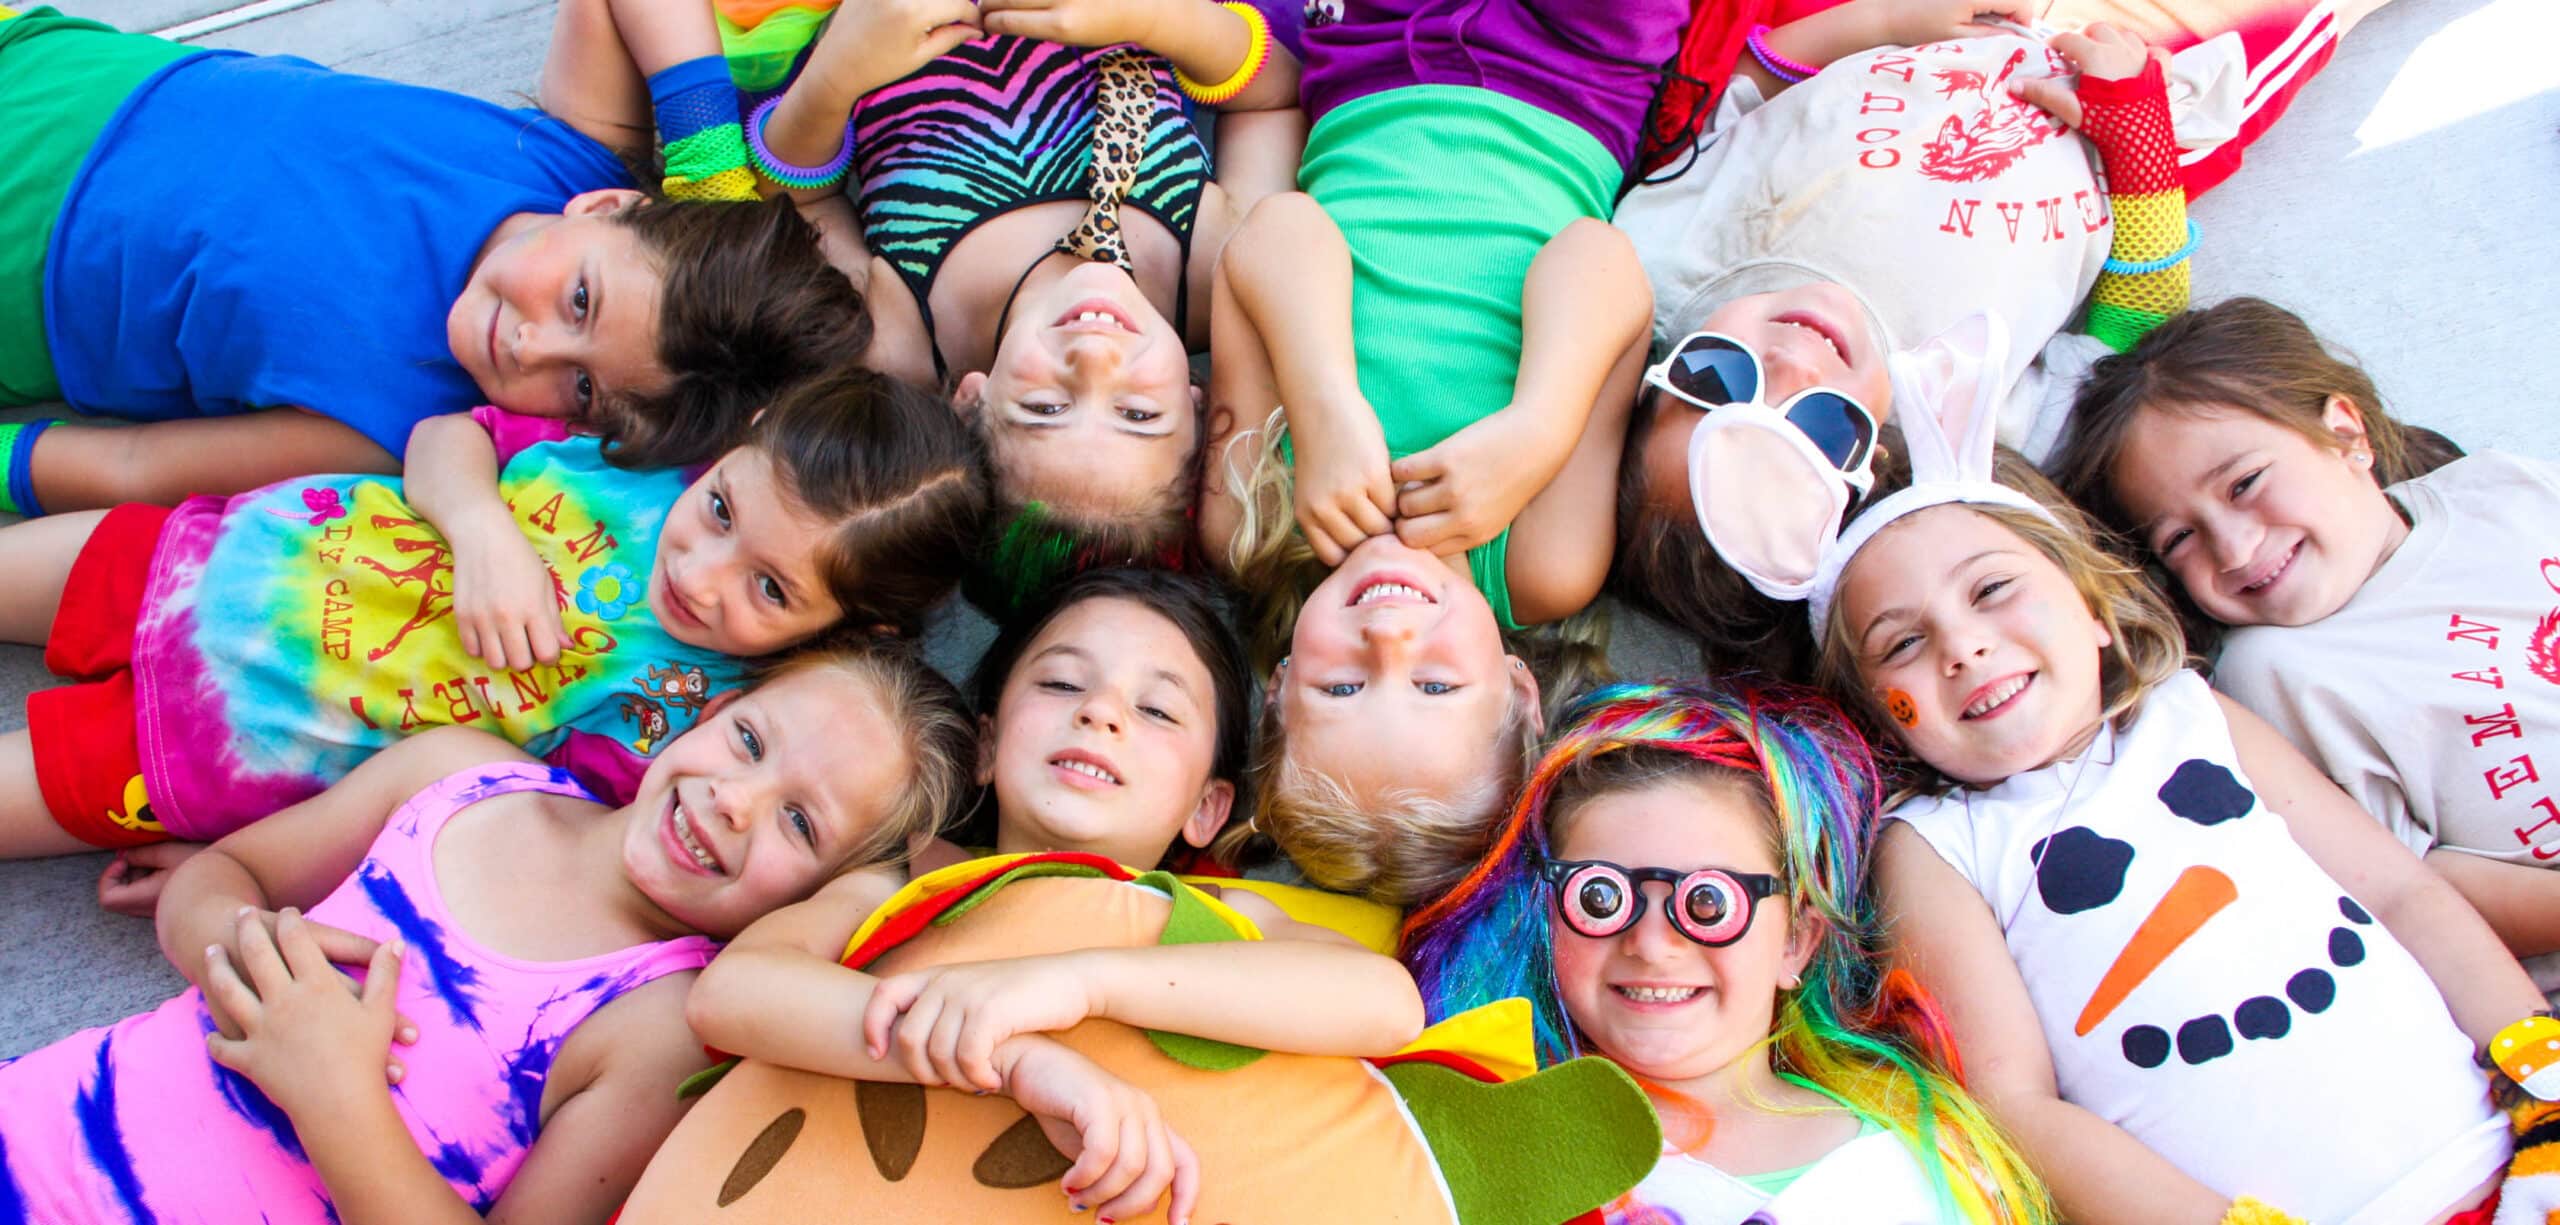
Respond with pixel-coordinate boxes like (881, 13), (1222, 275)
(1746, 25), (1818, 85)
(746, 95), (854, 191)
(1176, 1), (1271, 106)
(2101, 219), (2202, 276)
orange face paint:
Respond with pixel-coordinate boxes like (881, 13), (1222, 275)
(1882, 689), (1919, 728)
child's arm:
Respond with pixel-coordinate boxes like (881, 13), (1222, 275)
(2425, 847), (2560, 961)
(1388, 220), (1651, 617)
(861, 890), (1425, 1091)
(403, 412), (567, 673)
(2012, 27), (2192, 352)
(982, 0), (1302, 114)
(1741, 0), (2033, 96)
(154, 727), (519, 1014)
(1216, 193), (1395, 567)
(1197, 241), (1285, 565)
(759, 0), (981, 203)
(1876, 822), (2247, 1224)
(686, 875), (1205, 1221)
(2224, 694), (2549, 1041)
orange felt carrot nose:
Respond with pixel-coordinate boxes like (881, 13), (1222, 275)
(2074, 866), (2238, 1037)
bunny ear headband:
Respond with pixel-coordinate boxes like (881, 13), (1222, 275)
(1678, 312), (2058, 632)
(1802, 312), (2058, 637)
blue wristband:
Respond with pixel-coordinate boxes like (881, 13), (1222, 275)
(2103, 220), (2201, 276)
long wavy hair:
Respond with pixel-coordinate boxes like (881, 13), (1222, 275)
(1401, 680), (2051, 1225)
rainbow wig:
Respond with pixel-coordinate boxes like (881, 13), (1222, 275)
(1401, 679), (2052, 1225)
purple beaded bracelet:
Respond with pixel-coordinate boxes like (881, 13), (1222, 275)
(1746, 25), (1819, 85)
(747, 95), (855, 190)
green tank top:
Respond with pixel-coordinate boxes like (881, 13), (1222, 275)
(1297, 85), (1620, 631)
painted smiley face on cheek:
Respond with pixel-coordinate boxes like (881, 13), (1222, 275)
(1882, 688), (1919, 728)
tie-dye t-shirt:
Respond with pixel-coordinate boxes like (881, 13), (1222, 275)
(128, 412), (739, 840)
(0, 763), (717, 1223)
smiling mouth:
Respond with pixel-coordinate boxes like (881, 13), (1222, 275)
(656, 575), (704, 632)
(485, 306), (503, 377)
(2237, 542), (2300, 596)
(1348, 577), (1435, 609)
(668, 797), (725, 876)
(1612, 985), (1703, 1005)
(1052, 297), (1137, 334)
(1772, 310), (1848, 365)
(1050, 753), (1122, 786)
(1962, 674), (2033, 720)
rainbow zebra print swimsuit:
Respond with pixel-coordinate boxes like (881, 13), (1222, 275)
(851, 35), (1209, 374)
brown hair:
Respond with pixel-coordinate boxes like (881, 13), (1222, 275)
(2052, 297), (2462, 653)
(1607, 386), (1820, 680)
(961, 567), (1255, 867)
(746, 639), (977, 873)
(1812, 438), (2190, 796)
(745, 369), (991, 637)
(597, 196), (871, 471)
(959, 381), (1209, 621)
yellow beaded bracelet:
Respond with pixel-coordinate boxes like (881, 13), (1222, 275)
(1175, 1), (1270, 106)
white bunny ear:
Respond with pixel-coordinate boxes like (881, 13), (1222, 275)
(1885, 313), (2011, 484)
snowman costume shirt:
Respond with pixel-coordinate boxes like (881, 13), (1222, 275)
(1892, 671), (2504, 1223)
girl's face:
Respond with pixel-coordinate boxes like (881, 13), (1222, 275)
(651, 448), (847, 656)
(1549, 776), (1813, 1084)
(1837, 506), (2112, 787)
(1634, 282), (1894, 518)
(620, 668), (908, 939)
(987, 595), (1235, 867)
(958, 262), (1201, 522)
(1278, 536), (1538, 812)
(2107, 400), (2404, 629)
(448, 189), (671, 421)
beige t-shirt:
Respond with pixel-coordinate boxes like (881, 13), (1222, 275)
(2215, 452), (2560, 986)
(2217, 453), (2560, 858)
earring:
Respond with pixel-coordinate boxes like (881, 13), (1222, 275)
(2352, 449), (2373, 468)
(1278, 656), (1290, 670)
(1780, 973), (1801, 991)
(1511, 659), (1527, 671)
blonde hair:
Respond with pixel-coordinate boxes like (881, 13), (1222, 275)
(1251, 690), (1544, 907)
(1812, 444), (2189, 796)
(751, 639), (977, 874)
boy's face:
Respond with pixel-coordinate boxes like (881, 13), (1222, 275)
(448, 189), (672, 421)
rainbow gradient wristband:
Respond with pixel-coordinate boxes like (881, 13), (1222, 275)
(746, 95), (853, 191)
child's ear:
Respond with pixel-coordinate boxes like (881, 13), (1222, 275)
(1506, 655), (1543, 718)
(564, 187), (648, 218)
(952, 373), (989, 421)
(973, 713), (998, 788)
(1180, 779), (1239, 849)
(2321, 394), (2374, 460)
(1780, 903), (1825, 983)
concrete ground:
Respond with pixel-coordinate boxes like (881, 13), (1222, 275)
(3, 0), (2554, 1056)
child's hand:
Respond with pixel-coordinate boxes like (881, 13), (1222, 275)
(1004, 1039), (1202, 1225)
(1390, 408), (1545, 558)
(1293, 406), (1398, 567)
(2009, 23), (2161, 127)
(1873, 0), (2035, 48)
(451, 526), (565, 673)
(807, 0), (983, 102)
(193, 906), (418, 1064)
(97, 842), (208, 918)
(202, 909), (410, 1120)
(979, 0), (1165, 47)
(863, 957), (1100, 1092)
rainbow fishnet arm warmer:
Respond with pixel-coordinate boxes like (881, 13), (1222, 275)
(651, 55), (758, 202)
(2077, 56), (2190, 353)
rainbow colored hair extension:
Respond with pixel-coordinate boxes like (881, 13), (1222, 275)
(963, 499), (1200, 620)
(1401, 679), (2054, 1225)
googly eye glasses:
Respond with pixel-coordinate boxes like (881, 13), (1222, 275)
(1537, 857), (1785, 948)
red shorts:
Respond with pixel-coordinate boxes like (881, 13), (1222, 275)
(28, 502), (172, 849)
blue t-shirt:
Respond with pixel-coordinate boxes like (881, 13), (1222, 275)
(45, 51), (632, 454)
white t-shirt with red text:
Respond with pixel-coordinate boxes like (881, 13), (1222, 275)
(2215, 451), (2560, 985)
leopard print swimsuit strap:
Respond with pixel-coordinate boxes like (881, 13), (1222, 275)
(1051, 48), (1152, 274)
